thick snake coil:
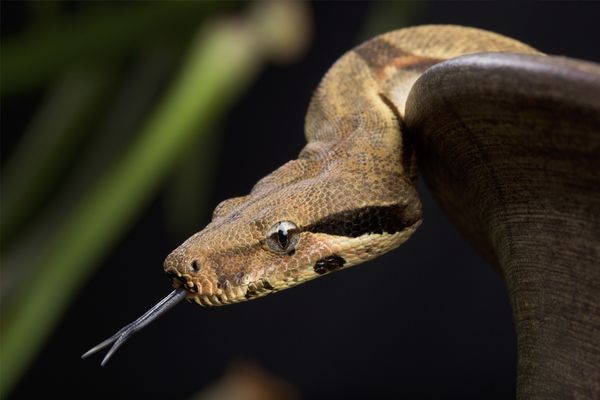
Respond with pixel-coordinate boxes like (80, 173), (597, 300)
(84, 25), (600, 398)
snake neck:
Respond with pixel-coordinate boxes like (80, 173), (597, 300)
(302, 25), (539, 184)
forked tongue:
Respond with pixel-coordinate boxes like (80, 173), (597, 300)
(81, 289), (187, 366)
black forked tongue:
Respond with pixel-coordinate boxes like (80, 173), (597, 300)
(82, 289), (187, 366)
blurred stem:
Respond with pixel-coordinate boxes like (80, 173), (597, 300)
(165, 127), (222, 237)
(0, 1), (310, 396)
(1, 1), (238, 95)
(1, 67), (116, 245)
(1, 45), (177, 304)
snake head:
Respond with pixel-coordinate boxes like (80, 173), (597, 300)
(163, 152), (422, 306)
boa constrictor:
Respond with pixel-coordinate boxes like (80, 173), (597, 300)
(84, 25), (540, 360)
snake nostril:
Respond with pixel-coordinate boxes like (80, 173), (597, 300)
(190, 260), (200, 272)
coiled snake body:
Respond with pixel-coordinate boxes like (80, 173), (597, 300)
(84, 25), (600, 398)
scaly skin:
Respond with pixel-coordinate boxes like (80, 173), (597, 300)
(163, 25), (539, 306)
(84, 25), (600, 398)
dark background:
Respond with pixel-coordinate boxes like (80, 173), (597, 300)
(3, 2), (599, 399)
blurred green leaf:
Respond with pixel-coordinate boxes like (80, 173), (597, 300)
(165, 127), (222, 237)
(1, 45), (177, 305)
(0, 1), (312, 396)
(1, 67), (117, 244)
(1, 1), (238, 95)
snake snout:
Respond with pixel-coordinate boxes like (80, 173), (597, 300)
(163, 248), (206, 293)
(163, 247), (202, 273)
(165, 267), (200, 293)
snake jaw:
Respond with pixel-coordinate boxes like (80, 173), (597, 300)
(164, 268), (230, 306)
(164, 265), (250, 306)
(162, 215), (422, 307)
(165, 268), (197, 292)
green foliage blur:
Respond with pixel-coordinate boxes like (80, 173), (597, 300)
(0, 1), (312, 396)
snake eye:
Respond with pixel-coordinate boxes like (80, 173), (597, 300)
(265, 221), (299, 254)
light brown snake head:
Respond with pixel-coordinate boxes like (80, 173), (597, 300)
(164, 153), (422, 306)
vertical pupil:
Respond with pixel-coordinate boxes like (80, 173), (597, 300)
(278, 228), (288, 248)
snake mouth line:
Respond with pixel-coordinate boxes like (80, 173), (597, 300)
(164, 267), (285, 306)
(164, 267), (250, 306)
(165, 268), (199, 293)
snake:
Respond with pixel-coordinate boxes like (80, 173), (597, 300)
(82, 23), (539, 358)
(83, 25), (600, 397)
